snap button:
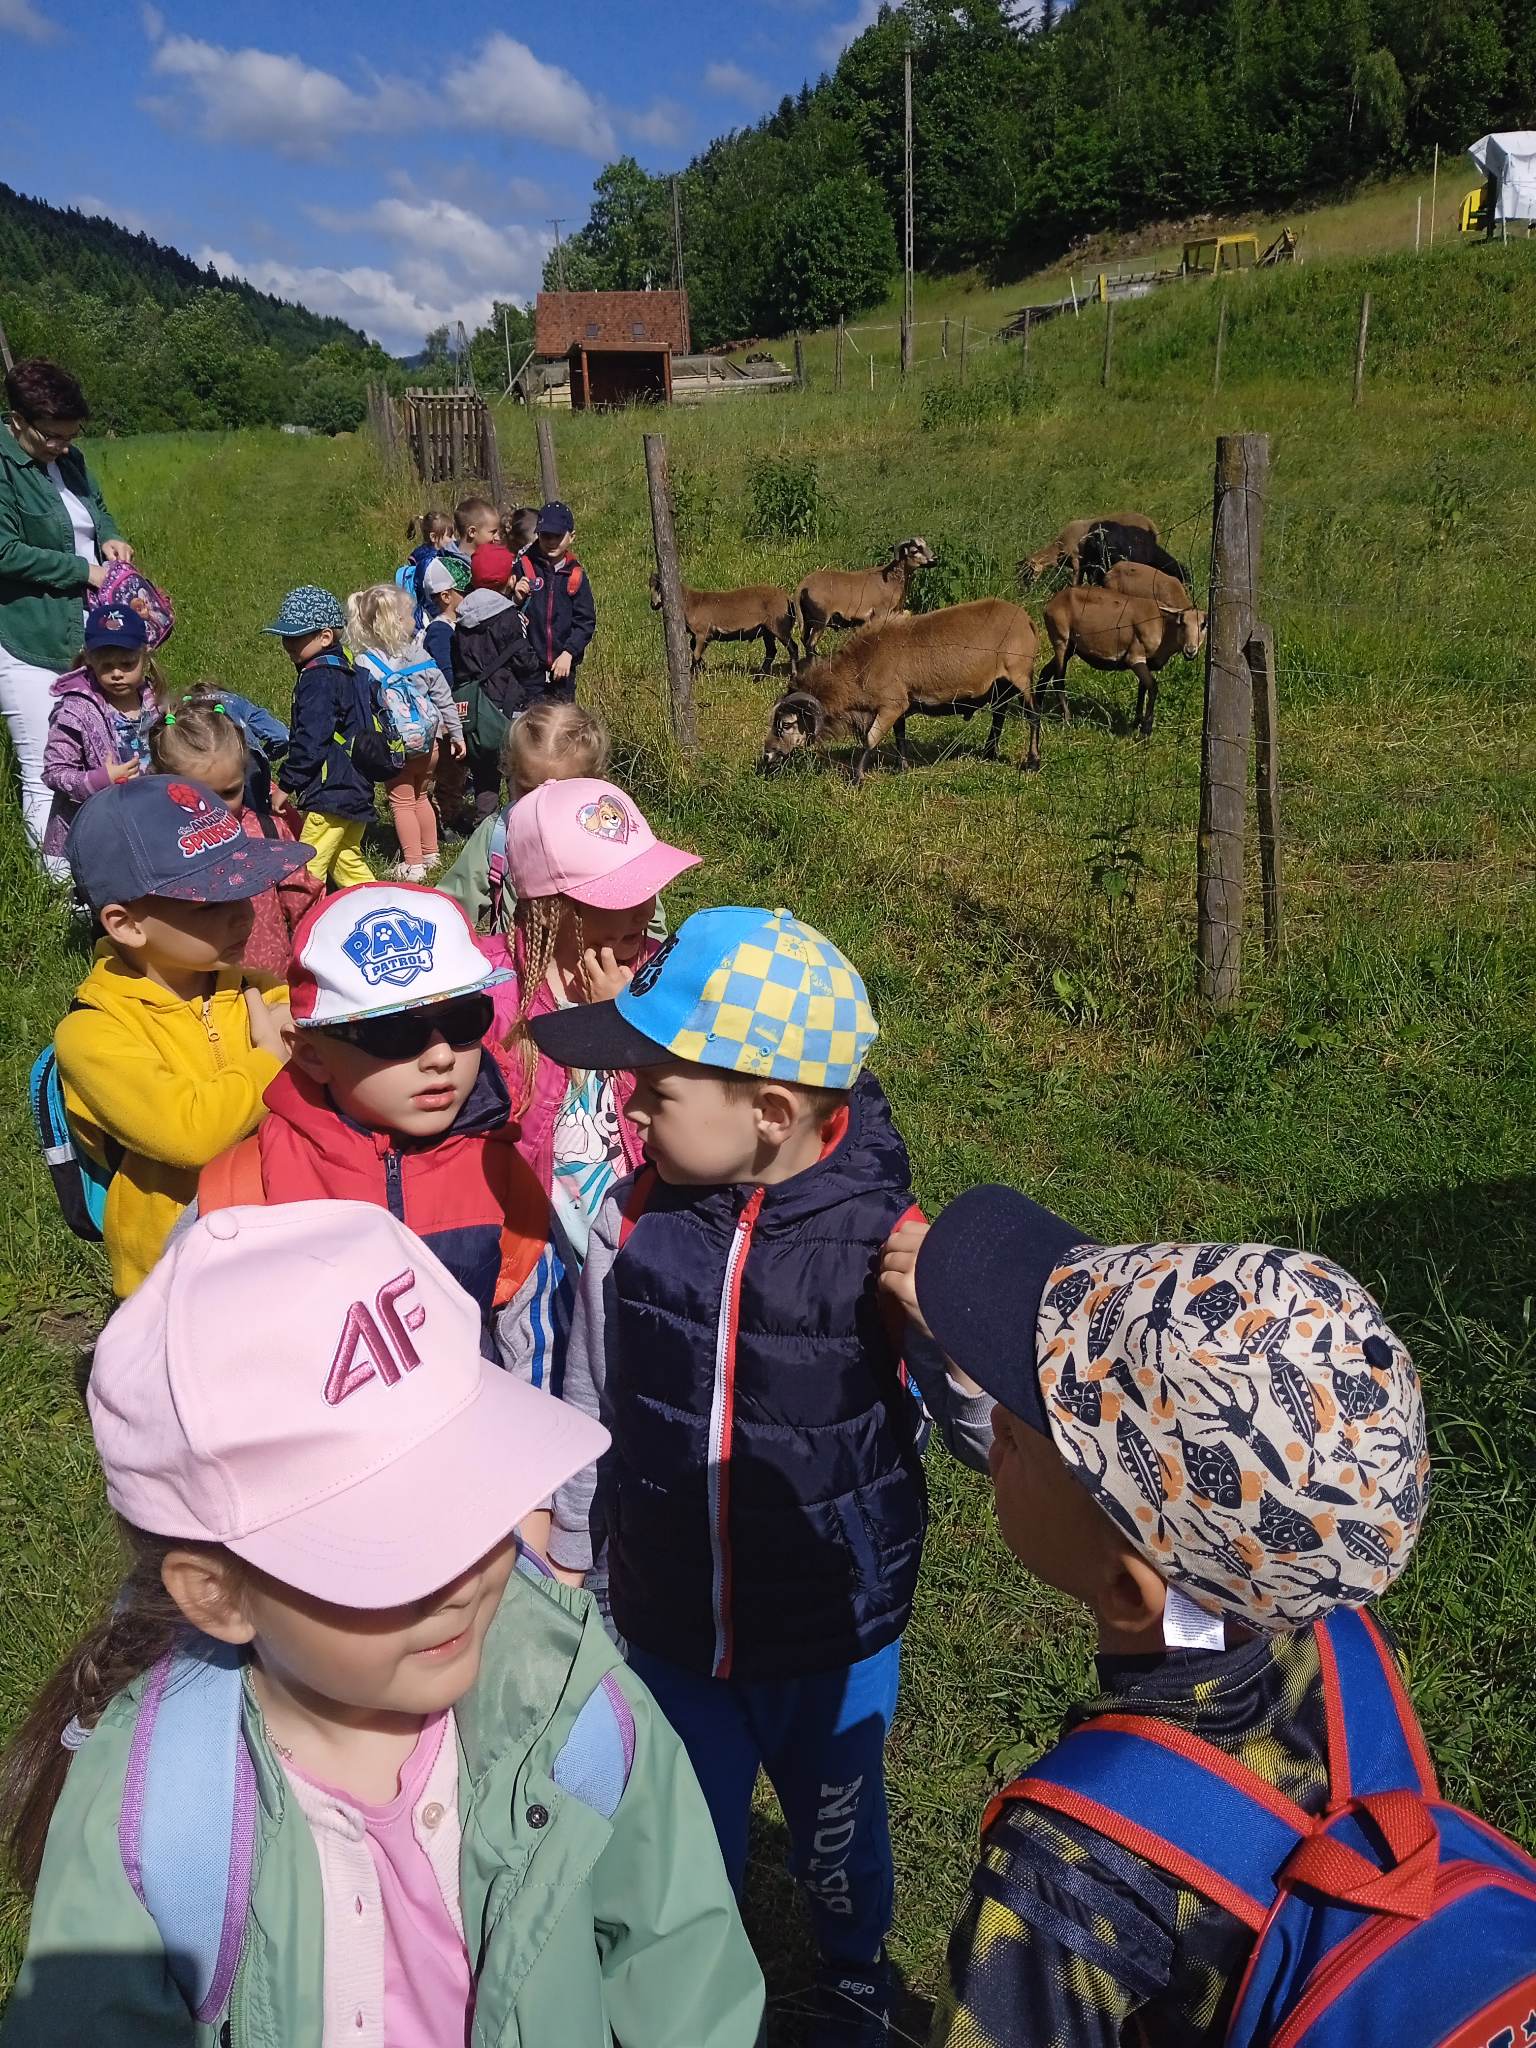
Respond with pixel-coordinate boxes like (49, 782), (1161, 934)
(420, 1801), (444, 1829)
(354, 2011), (364, 2030)
(526, 1802), (549, 1830)
(204, 1210), (240, 1241)
(354, 1895), (364, 1916)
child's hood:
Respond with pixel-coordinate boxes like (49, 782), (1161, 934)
(458, 589), (515, 631)
(260, 1044), (514, 1161)
(49, 665), (100, 703)
(75, 940), (261, 1015)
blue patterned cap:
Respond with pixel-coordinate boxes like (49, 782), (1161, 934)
(529, 907), (879, 1090)
(262, 585), (345, 636)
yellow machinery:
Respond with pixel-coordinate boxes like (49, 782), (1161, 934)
(1460, 181), (1495, 235)
(1181, 234), (1260, 275)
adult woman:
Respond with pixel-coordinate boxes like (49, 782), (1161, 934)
(0, 359), (134, 859)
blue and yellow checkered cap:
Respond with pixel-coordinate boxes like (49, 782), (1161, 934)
(613, 906), (877, 1089)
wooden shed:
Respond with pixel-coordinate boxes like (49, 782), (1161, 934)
(534, 290), (691, 410)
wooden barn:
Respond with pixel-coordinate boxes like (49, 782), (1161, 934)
(533, 290), (691, 409)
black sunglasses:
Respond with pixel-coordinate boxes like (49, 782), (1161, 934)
(312, 992), (494, 1062)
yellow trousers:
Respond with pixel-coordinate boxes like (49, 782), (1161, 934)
(299, 811), (373, 885)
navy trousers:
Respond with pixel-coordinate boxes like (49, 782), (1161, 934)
(629, 1640), (900, 1967)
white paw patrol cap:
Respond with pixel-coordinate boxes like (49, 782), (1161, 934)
(506, 777), (701, 910)
(288, 883), (511, 1026)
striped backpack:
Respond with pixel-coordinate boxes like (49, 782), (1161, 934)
(112, 1548), (635, 2025)
(992, 1606), (1536, 2048)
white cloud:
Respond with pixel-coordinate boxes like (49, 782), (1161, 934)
(139, 1), (163, 38)
(73, 194), (155, 235)
(201, 194), (550, 353)
(0, 0), (60, 41)
(620, 100), (688, 148)
(147, 33), (414, 157)
(703, 60), (767, 100)
(818, 0), (883, 60)
(443, 33), (615, 156)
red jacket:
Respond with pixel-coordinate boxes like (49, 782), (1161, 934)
(199, 1056), (548, 1352)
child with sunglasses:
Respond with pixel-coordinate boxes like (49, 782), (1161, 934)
(193, 882), (555, 1381)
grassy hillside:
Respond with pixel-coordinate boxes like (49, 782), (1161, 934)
(1, 228), (1534, 2028)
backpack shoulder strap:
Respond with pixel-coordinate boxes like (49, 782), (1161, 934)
(1003, 1712), (1314, 1933)
(118, 1636), (255, 2024)
(1314, 1607), (1438, 1803)
(198, 1134), (266, 1213)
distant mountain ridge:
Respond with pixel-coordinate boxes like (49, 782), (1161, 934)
(0, 182), (367, 359)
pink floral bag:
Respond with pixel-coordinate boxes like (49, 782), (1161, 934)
(89, 563), (175, 648)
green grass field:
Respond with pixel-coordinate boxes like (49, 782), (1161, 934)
(2, 225), (1534, 2030)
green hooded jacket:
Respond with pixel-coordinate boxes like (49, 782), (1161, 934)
(0, 422), (121, 672)
(2, 1567), (764, 2048)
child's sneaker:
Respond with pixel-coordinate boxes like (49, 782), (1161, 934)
(805, 1956), (889, 2047)
(392, 861), (428, 882)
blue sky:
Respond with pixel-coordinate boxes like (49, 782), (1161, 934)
(0, 0), (889, 353)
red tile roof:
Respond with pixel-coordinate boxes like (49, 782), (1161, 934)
(535, 290), (690, 356)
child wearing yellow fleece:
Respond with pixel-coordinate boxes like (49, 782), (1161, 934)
(53, 776), (312, 1295)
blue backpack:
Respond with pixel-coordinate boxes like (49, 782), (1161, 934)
(29, 1017), (123, 1241)
(395, 545), (441, 633)
(356, 649), (441, 756)
(113, 1549), (636, 2024)
(995, 1606), (1536, 2048)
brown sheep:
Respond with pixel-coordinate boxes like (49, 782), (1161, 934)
(649, 572), (799, 679)
(1017, 510), (1160, 587)
(794, 537), (936, 658)
(760, 599), (1041, 783)
(1039, 585), (1206, 737)
(1102, 559), (1194, 611)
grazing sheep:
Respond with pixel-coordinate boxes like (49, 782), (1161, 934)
(1039, 585), (1206, 737)
(1077, 521), (1192, 590)
(649, 572), (799, 679)
(1017, 510), (1160, 586)
(1102, 558), (1194, 611)
(794, 537), (936, 658)
(760, 598), (1042, 783)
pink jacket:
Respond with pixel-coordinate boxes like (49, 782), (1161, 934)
(478, 931), (650, 1192)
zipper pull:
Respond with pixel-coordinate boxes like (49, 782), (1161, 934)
(202, 997), (221, 1045)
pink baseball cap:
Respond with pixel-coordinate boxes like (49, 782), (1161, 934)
(288, 882), (511, 1027)
(88, 1202), (609, 1608)
(507, 777), (701, 910)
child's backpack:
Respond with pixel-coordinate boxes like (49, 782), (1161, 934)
(90, 564), (175, 649)
(355, 648), (441, 756)
(29, 1022), (123, 1241)
(344, 661), (405, 783)
(487, 805), (511, 925)
(395, 544), (441, 633)
(108, 1548), (634, 2024)
(994, 1605), (1536, 2048)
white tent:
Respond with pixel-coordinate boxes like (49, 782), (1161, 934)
(1467, 132), (1536, 225)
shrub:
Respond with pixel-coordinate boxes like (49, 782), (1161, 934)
(920, 366), (1049, 432)
(745, 454), (827, 541)
(907, 533), (1003, 613)
(670, 461), (720, 546)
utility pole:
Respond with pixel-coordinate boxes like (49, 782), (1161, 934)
(670, 176), (685, 298)
(548, 218), (568, 293)
(901, 45), (915, 376)
(502, 306), (513, 391)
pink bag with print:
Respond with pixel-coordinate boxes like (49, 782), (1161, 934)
(90, 564), (175, 649)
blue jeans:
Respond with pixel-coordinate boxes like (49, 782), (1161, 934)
(629, 1641), (900, 1967)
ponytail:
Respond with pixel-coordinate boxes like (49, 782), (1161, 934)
(503, 895), (582, 1111)
(0, 1528), (226, 1895)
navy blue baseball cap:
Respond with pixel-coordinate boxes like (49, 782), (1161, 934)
(83, 604), (149, 653)
(68, 775), (314, 914)
(913, 1185), (1094, 1435)
(536, 501), (575, 535)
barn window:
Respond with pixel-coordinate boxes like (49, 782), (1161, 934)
(631, 323), (646, 339)
(586, 322), (600, 339)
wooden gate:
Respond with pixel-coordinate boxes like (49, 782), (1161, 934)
(370, 385), (503, 499)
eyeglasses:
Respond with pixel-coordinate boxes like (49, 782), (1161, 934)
(310, 993), (494, 1062)
(12, 414), (77, 452)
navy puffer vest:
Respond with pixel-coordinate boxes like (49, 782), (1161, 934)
(602, 1074), (928, 1681)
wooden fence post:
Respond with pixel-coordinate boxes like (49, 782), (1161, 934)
(1352, 292), (1371, 408)
(941, 316), (949, 359)
(835, 319), (846, 391)
(1101, 299), (1115, 388)
(1248, 624), (1283, 962)
(0, 306), (13, 375)
(643, 433), (697, 754)
(449, 402), (465, 483)
(900, 312), (914, 377)
(959, 316), (968, 385)
(536, 415), (560, 502)
(1213, 295), (1228, 395)
(481, 402), (503, 507)
(1022, 306), (1031, 360)
(869, 352), (876, 392)
(794, 333), (806, 389)
(1197, 432), (1269, 1008)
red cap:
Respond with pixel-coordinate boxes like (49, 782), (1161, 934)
(471, 543), (517, 591)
